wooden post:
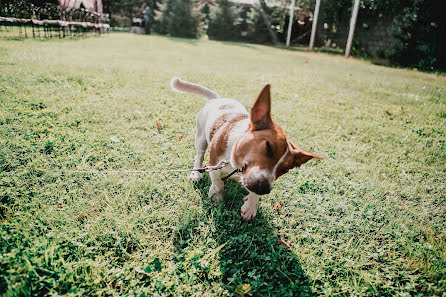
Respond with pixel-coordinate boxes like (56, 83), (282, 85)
(309, 0), (321, 50)
(286, 0), (296, 48)
(345, 0), (360, 57)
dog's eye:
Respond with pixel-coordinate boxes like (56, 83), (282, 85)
(265, 141), (273, 157)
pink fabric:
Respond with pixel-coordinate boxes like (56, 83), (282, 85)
(96, 0), (103, 14)
(82, 0), (103, 13)
(59, 0), (103, 14)
(81, 0), (95, 11)
(59, 0), (70, 10)
(66, 0), (81, 10)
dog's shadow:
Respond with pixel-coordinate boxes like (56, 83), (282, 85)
(174, 175), (314, 296)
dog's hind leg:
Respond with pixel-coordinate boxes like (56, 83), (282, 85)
(189, 115), (207, 181)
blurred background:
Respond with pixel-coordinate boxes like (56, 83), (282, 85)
(0, 0), (444, 70)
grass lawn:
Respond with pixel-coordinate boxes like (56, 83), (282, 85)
(0, 33), (445, 296)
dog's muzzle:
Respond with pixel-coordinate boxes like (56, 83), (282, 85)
(246, 177), (271, 195)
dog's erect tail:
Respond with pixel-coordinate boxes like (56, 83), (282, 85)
(170, 77), (219, 100)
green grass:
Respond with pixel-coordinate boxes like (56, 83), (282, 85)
(0, 33), (445, 296)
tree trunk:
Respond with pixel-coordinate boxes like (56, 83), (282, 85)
(258, 0), (278, 45)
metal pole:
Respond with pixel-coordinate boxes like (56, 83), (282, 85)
(345, 0), (360, 57)
(286, 0), (296, 48)
(309, 0), (321, 50)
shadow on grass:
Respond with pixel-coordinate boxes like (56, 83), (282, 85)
(165, 35), (201, 45)
(174, 175), (313, 296)
(163, 36), (261, 50)
(212, 39), (261, 50)
(0, 36), (26, 41)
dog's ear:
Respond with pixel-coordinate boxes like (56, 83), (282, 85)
(289, 141), (323, 167)
(250, 84), (273, 130)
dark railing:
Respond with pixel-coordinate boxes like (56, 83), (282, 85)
(0, 1), (110, 39)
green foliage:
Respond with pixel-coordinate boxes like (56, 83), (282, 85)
(207, 0), (239, 41)
(152, 0), (168, 34)
(316, 0), (443, 70)
(356, 0), (442, 69)
(103, 0), (161, 28)
(207, 0), (281, 44)
(1, 0), (59, 19)
(197, 1), (214, 31)
(0, 33), (445, 296)
(243, 3), (274, 44)
(388, 0), (440, 70)
(162, 0), (200, 38)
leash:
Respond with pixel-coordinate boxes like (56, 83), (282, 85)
(221, 163), (245, 180)
(34, 159), (241, 180)
(221, 168), (242, 180)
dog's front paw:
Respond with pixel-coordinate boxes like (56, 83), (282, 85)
(212, 192), (223, 202)
(240, 194), (258, 221)
(189, 171), (203, 181)
(208, 184), (223, 202)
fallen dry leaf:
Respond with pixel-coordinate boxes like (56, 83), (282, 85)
(156, 121), (161, 131)
(279, 237), (291, 249)
(273, 202), (281, 211)
(235, 283), (251, 295)
(77, 214), (87, 222)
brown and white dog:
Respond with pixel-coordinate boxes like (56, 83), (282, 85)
(171, 77), (322, 220)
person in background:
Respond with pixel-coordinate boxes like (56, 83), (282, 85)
(141, 3), (151, 35)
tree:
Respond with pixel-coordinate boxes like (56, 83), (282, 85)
(103, 0), (161, 28)
(238, 5), (250, 33)
(207, 0), (238, 41)
(162, 0), (199, 38)
(388, 0), (442, 69)
(199, 1), (214, 30)
(314, 0), (443, 69)
(244, 1), (279, 44)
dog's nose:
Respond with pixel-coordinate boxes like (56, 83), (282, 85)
(248, 178), (271, 195)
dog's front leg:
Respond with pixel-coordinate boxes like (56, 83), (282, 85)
(241, 192), (259, 220)
(208, 170), (224, 202)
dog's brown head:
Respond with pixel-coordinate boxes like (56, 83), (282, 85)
(231, 85), (322, 195)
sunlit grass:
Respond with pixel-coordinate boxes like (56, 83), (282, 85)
(0, 33), (445, 296)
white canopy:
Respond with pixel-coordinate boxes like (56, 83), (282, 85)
(59, 0), (103, 14)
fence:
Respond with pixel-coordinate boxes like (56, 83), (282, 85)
(0, 2), (110, 39)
